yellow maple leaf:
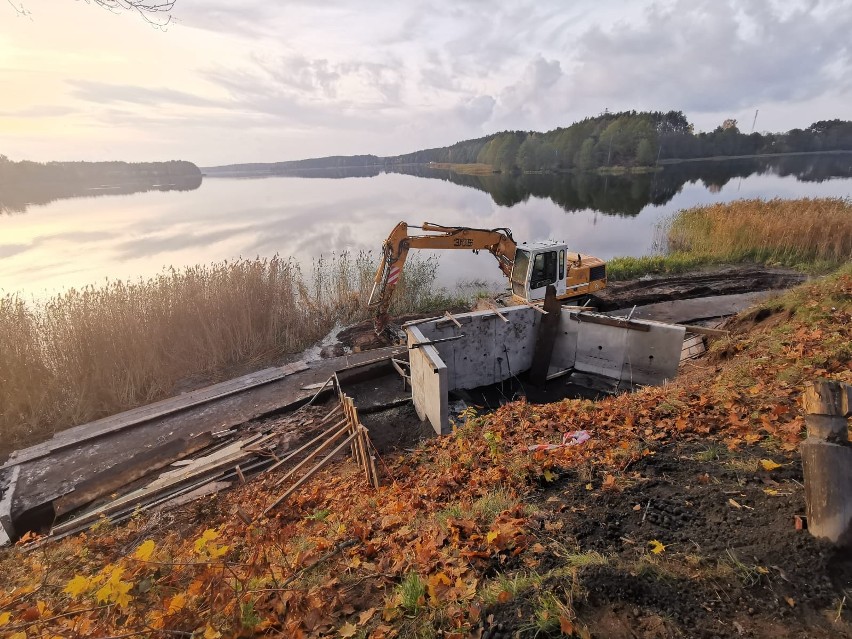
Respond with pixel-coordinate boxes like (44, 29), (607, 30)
(0, 611), (10, 626)
(486, 530), (500, 545)
(648, 540), (666, 554)
(10, 632), (27, 639)
(207, 543), (229, 559)
(112, 581), (133, 608)
(168, 593), (187, 614)
(339, 621), (358, 638)
(133, 539), (156, 561)
(203, 624), (222, 639)
(194, 528), (220, 554)
(542, 469), (557, 483)
(95, 583), (112, 604)
(63, 575), (90, 598)
(760, 459), (782, 471)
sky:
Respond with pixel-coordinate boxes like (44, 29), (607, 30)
(1, 0), (850, 166)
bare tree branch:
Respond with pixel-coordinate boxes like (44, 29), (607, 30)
(85, 0), (176, 28)
(6, 0), (176, 28)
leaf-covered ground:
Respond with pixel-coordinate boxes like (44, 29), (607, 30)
(1, 266), (851, 639)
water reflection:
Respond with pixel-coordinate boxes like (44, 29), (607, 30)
(0, 174), (202, 215)
(271, 152), (852, 216)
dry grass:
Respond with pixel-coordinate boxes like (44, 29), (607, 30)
(666, 197), (852, 270)
(608, 197), (852, 280)
(0, 252), (448, 457)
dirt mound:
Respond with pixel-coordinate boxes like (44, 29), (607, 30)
(484, 440), (852, 638)
(594, 265), (807, 311)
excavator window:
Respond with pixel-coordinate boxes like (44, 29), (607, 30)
(530, 251), (557, 289)
(558, 250), (565, 280)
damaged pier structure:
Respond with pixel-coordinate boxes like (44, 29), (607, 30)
(407, 303), (686, 435)
(1, 297), (711, 547)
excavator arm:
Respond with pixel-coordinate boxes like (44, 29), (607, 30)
(368, 222), (517, 334)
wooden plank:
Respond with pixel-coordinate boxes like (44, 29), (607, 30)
(570, 312), (651, 332)
(485, 303), (509, 323)
(52, 435), (262, 534)
(52, 432), (215, 517)
(676, 324), (729, 337)
(263, 418), (347, 475)
(443, 311), (462, 327)
(272, 423), (351, 488)
(529, 285), (562, 386)
(5, 361), (308, 468)
(527, 303), (548, 315)
(264, 431), (359, 515)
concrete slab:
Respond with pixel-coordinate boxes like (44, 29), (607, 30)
(408, 325), (449, 435)
(607, 291), (776, 324)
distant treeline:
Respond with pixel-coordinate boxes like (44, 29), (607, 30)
(205, 113), (852, 175)
(0, 157), (203, 213)
(0, 156), (201, 184)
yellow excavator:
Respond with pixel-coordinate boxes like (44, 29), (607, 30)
(369, 222), (607, 333)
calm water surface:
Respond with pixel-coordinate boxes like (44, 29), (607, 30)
(1, 155), (850, 297)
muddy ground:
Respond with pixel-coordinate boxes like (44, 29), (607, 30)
(483, 439), (852, 639)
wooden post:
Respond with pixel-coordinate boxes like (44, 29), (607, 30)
(801, 379), (852, 545)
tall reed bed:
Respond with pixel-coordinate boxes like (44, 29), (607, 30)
(0, 252), (445, 455)
(607, 197), (851, 280)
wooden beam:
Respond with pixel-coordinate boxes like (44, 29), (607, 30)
(485, 303), (509, 323)
(264, 418), (347, 475)
(676, 324), (729, 337)
(52, 432), (214, 518)
(571, 312), (651, 332)
(527, 303), (548, 315)
(272, 423), (351, 488)
(5, 361), (308, 469)
(443, 311), (462, 327)
(264, 431), (358, 515)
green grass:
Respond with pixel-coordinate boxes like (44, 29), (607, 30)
(396, 572), (426, 615)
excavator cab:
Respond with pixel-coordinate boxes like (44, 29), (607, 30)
(510, 242), (607, 304)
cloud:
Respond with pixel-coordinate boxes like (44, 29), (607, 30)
(114, 227), (245, 259)
(0, 105), (80, 118)
(68, 80), (226, 108)
(568, 0), (852, 116)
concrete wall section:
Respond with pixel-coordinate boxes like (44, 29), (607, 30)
(621, 321), (685, 385)
(571, 319), (628, 379)
(566, 314), (684, 386)
(407, 325), (449, 435)
(412, 307), (539, 391)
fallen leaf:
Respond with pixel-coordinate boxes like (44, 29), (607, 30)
(728, 498), (742, 509)
(785, 596), (796, 607)
(648, 540), (666, 554)
(203, 625), (222, 639)
(560, 616), (575, 634)
(760, 459), (782, 471)
(339, 622), (358, 638)
(63, 575), (91, 598)
(358, 607), (377, 625)
(133, 539), (156, 561)
(168, 593), (187, 614)
(0, 612), (10, 627)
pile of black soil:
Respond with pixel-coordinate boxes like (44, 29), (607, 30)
(595, 265), (807, 311)
(483, 440), (852, 639)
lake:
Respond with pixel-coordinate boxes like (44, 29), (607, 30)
(1, 154), (851, 298)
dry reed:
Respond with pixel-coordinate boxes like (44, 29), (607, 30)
(666, 197), (851, 269)
(0, 252), (447, 456)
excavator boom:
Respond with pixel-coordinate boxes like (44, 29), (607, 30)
(368, 221), (607, 335)
(368, 222), (517, 333)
